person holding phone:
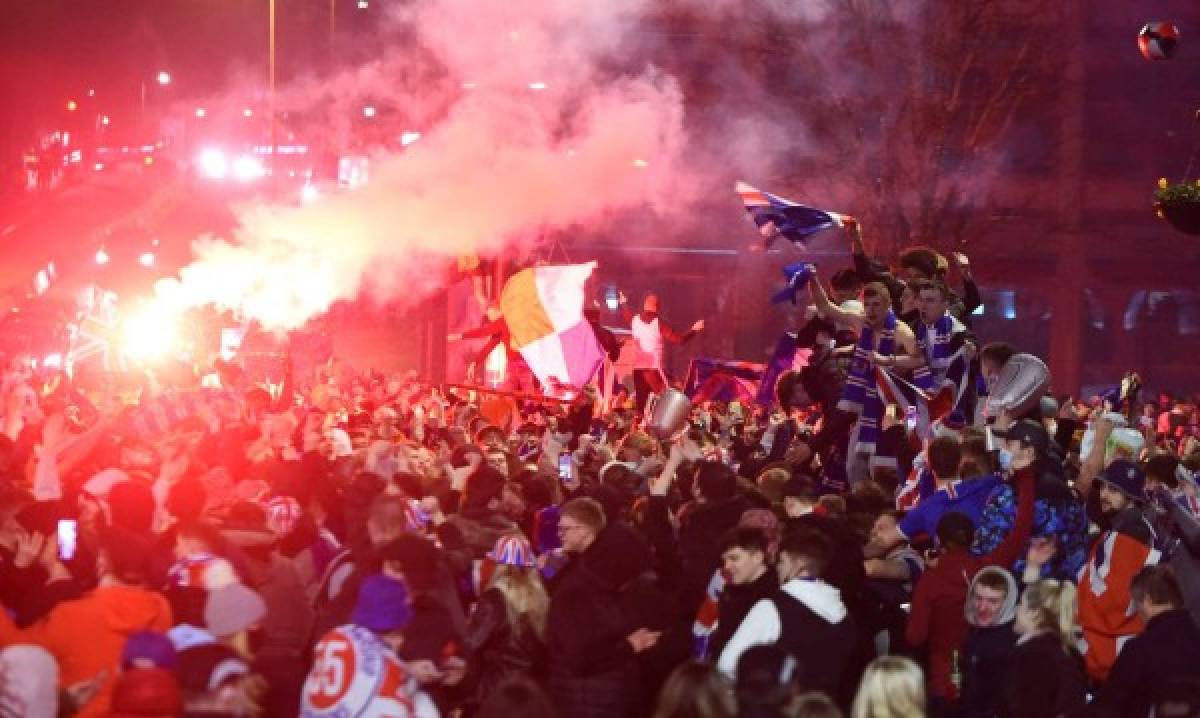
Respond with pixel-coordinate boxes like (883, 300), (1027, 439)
(0, 527), (172, 717)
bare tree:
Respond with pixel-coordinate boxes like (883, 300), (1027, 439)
(656, 0), (1062, 259)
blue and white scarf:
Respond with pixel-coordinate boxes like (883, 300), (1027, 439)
(915, 313), (963, 389)
(837, 311), (896, 454)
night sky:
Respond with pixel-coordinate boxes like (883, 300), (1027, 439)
(0, 0), (382, 154)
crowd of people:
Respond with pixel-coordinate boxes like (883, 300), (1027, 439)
(0, 223), (1199, 718)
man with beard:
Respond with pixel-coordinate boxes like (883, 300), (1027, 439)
(618, 292), (705, 411)
(1077, 459), (1162, 684)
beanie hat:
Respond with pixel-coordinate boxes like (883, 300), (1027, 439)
(352, 575), (412, 633)
(204, 583), (266, 638)
(110, 668), (182, 716)
(486, 534), (536, 568)
(1100, 459), (1146, 502)
(121, 631), (177, 670)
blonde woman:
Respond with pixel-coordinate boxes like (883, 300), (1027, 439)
(463, 534), (549, 710)
(1002, 579), (1086, 718)
(851, 656), (925, 718)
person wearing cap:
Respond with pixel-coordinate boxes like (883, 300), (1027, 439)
(970, 420), (1088, 581)
(1077, 458), (1163, 684)
(462, 535), (548, 710)
(0, 527), (173, 718)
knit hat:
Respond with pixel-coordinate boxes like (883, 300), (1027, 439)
(1100, 459), (1146, 503)
(110, 668), (182, 716)
(352, 574), (412, 633)
(176, 644), (250, 695)
(121, 631), (177, 670)
(486, 534), (537, 568)
(204, 583), (267, 638)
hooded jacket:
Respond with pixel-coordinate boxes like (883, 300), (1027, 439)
(907, 466), (1035, 701)
(959, 566), (1019, 718)
(0, 584), (173, 717)
(716, 577), (849, 679)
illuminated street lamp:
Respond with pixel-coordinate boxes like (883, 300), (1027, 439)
(66, 100), (78, 112)
(195, 107), (206, 118)
(100, 115), (111, 126)
(362, 105), (377, 118)
(156, 70), (171, 86)
(139, 252), (156, 268)
(95, 248), (110, 265)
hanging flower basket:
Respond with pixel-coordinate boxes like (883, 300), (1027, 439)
(1154, 178), (1200, 235)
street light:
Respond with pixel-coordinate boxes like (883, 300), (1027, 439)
(139, 252), (155, 267)
(156, 71), (171, 86)
(100, 115), (111, 126)
(95, 248), (110, 265)
(66, 100), (78, 112)
(362, 105), (376, 118)
(195, 107), (206, 118)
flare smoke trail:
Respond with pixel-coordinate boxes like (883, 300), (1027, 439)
(156, 0), (709, 330)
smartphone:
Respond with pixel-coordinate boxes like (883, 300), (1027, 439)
(558, 451), (573, 483)
(57, 519), (78, 562)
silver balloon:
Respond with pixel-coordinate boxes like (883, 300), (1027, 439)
(984, 353), (1050, 419)
(645, 388), (693, 440)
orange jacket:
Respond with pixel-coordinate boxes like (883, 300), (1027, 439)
(0, 584), (173, 717)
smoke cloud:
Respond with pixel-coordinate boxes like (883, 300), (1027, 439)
(157, 0), (723, 330)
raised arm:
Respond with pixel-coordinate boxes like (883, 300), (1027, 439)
(808, 274), (864, 330)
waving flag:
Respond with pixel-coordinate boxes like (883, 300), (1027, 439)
(499, 263), (604, 390)
(875, 348), (972, 438)
(737, 181), (850, 248)
(771, 262), (817, 305)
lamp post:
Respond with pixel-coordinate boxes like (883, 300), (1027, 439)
(140, 70), (171, 115)
(269, 0), (277, 187)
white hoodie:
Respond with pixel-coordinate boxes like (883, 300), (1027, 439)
(717, 577), (847, 677)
